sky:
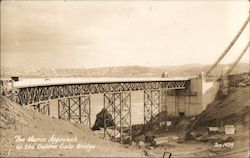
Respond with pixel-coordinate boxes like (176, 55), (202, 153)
(1, 0), (249, 69)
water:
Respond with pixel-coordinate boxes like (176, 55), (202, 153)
(49, 91), (144, 126)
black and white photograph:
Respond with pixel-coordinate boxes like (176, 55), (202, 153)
(0, 0), (249, 157)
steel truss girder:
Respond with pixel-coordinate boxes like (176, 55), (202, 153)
(58, 95), (91, 127)
(104, 92), (132, 143)
(16, 80), (188, 106)
(33, 101), (50, 115)
(144, 89), (161, 125)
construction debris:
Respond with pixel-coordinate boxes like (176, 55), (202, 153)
(163, 151), (172, 158)
(143, 149), (152, 156)
(138, 141), (145, 148)
(151, 137), (169, 146)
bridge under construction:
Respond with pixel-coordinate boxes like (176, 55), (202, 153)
(2, 71), (224, 143)
(11, 77), (203, 143)
(1, 14), (249, 144)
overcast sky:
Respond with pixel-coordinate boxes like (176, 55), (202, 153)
(1, 0), (249, 69)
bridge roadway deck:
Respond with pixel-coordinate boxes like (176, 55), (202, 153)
(14, 77), (190, 88)
(12, 77), (191, 105)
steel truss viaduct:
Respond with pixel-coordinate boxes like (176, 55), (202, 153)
(13, 79), (190, 143)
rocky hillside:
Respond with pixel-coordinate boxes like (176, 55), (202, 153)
(189, 86), (249, 131)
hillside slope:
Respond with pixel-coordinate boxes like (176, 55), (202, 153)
(188, 86), (250, 157)
(0, 97), (145, 157)
(190, 86), (249, 130)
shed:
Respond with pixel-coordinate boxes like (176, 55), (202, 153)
(225, 125), (235, 135)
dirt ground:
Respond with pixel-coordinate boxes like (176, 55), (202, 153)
(187, 86), (250, 158)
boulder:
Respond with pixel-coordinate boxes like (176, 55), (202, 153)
(91, 108), (115, 130)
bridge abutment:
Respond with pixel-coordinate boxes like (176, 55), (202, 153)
(161, 73), (219, 117)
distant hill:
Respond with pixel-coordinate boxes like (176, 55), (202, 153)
(1, 63), (249, 78)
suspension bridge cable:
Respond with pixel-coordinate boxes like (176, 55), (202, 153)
(226, 41), (250, 75)
(206, 15), (250, 77)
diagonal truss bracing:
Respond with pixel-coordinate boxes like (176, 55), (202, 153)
(58, 95), (91, 127)
(144, 89), (161, 125)
(16, 80), (187, 106)
(104, 92), (132, 143)
(33, 101), (50, 116)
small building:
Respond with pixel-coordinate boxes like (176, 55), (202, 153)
(225, 125), (235, 135)
(208, 127), (219, 134)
